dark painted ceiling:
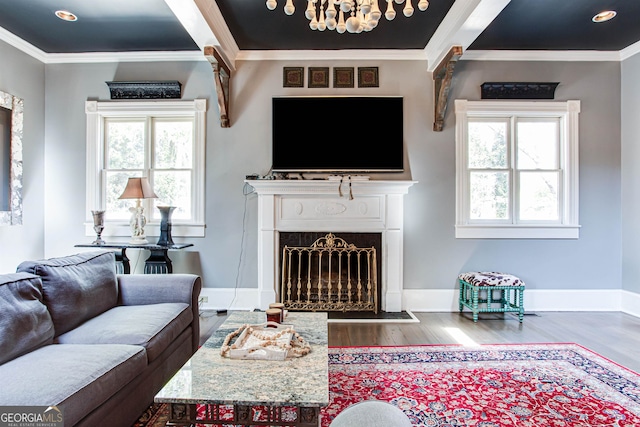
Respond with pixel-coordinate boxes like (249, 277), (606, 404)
(0, 0), (638, 56)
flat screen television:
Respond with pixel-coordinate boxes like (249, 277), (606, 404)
(272, 96), (403, 173)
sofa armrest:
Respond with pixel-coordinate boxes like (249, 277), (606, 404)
(117, 274), (202, 352)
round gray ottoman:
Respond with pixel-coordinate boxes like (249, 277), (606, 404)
(329, 400), (412, 427)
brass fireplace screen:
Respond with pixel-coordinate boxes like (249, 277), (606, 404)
(280, 233), (378, 313)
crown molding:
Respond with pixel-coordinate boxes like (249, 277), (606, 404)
(235, 49), (428, 62)
(0, 26), (47, 63)
(42, 50), (205, 64)
(621, 40), (640, 61)
(462, 49), (623, 62)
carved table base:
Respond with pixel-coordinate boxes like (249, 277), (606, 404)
(166, 403), (320, 427)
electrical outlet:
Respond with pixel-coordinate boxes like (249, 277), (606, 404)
(199, 296), (208, 303)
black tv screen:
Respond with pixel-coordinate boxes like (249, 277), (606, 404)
(272, 96), (403, 172)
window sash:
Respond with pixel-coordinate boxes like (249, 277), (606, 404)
(85, 100), (206, 239)
(454, 100), (580, 239)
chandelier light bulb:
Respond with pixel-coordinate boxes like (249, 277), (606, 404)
(309, 15), (319, 29)
(305, 0), (316, 20)
(318, 8), (327, 30)
(326, 0), (337, 19)
(385, 0), (396, 20)
(394, 0), (403, 4)
(266, 0), (277, 11)
(326, 17), (337, 29)
(284, 0), (295, 15)
(336, 10), (347, 33)
(361, 0), (372, 15)
(369, 0), (382, 21)
(346, 15), (360, 32)
(341, 0), (353, 13)
(418, 0), (429, 11)
(403, 0), (414, 17)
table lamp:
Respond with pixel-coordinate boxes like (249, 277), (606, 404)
(118, 177), (157, 244)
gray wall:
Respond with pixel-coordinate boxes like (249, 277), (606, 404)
(3, 51), (624, 297)
(0, 40), (45, 271)
(622, 53), (640, 294)
(42, 58), (623, 294)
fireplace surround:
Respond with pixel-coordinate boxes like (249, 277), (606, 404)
(247, 179), (416, 312)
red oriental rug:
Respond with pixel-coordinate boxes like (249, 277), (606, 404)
(133, 343), (640, 427)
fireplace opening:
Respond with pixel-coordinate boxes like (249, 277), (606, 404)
(278, 232), (382, 313)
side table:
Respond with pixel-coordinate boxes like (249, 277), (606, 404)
(74, 243), (194, 274)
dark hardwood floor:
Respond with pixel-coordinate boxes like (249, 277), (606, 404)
(199, 310), (640, 373)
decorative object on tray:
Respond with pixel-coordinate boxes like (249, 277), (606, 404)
(220, 323), (311, 361)
(156, 206), (176, 246)
(91, 210), (106, 245)
(105, 81), (182, 99)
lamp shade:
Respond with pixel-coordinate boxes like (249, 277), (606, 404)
(118, 177), (158, 200)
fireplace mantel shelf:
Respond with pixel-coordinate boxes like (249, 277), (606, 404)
(246, 179), (417, 195)
(250, 179), (417, 313)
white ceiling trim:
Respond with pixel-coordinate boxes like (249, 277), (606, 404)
(0, 26), (47, 63)
(621, 40), (640, 61)
(462, 49), (623, 62)
(425, 0), (510, 71)
(235, 49), (428, 62)
(42, 50), (206, 64)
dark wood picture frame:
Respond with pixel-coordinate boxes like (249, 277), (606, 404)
(333, 67), (354, 88)
(308, 67), (330, 88)
(358, 67), (379, 88)
(283, 67), (304, 88)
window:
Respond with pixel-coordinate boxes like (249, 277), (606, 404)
(85, 100), (206, 238)
(454, 100), (580, 239)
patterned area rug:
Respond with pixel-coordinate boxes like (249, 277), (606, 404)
(134, 343), (640, 427)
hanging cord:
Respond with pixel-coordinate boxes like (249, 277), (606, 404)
(348, 175), (354, 200)
(338, 176), (344, 197)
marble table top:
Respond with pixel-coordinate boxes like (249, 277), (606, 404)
(155, 311), (329, 408)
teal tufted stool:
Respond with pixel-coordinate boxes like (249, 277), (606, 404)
(458, 272), (525, 323)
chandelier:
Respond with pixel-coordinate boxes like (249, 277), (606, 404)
(266, 0), (430, 34)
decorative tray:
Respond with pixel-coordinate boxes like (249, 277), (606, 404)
(220, 322), (310, 361)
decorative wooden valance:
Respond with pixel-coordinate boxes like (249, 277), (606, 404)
(481, 82), (560, 99)
(204, 46), (231, 128)
(433, 45), (463, 132)
(105, 81), (182, 99)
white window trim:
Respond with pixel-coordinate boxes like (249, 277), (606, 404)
(454, 99), (581, 239)
(85, 99), (207, 238)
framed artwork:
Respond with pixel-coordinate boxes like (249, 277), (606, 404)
(358, 67), (379, 88)
(333, 67), (354, 88)
(308, 67), (330, 88)
(283, 67), (304, 88)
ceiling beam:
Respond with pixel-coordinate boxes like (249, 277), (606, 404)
(425, 0), (510, 71)
(205, 46), (231, 128)
(433, 45), (463, 132)
(165, 0), (238, 70)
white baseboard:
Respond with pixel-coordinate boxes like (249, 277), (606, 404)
(621, 290), (640, 318)
(198, 287), (639, 318)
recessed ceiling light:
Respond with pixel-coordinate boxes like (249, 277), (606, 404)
(592, 10), (616, 23)
(55, 10), (78, 22)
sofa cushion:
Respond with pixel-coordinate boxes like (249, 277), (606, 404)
(16, 251), (118, 336)
(0, 343), (146, 427)
(0, 273), (55, 365)
(55, 302), (192, 362)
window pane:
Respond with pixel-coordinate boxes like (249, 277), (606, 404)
(517, 120), (559, 169)
(152, 171), (192, 220)
(470, 171), (509, 220)
(519, 171), (559, 220)
(154, 120), (193, 169)
(106, 121), (144, 169)
(468, 121), (507, 169)
(105, 171), (140, 220)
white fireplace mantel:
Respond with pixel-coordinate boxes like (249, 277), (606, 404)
(247, 179), (417, 312)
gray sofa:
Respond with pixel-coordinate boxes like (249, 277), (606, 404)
(0, 250), (202, 427)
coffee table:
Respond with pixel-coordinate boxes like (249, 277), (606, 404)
(155, 311), (328, 426)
